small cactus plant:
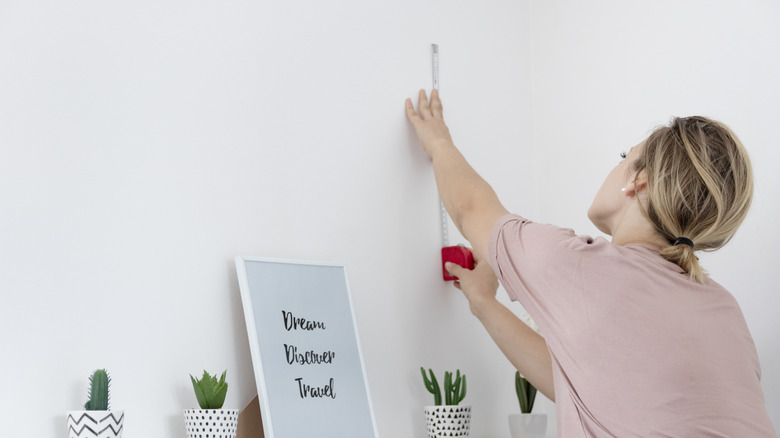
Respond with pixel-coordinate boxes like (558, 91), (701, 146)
(190, 370), (228, 409)
(420, 367), (467, 406)
(84, 369), (111, 411)
(421, 368), (442, 405)
(515, 371), (537, 414)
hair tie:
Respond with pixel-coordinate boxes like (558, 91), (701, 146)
(673, 237), (694, 248)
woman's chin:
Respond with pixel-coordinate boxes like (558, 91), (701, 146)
(587, 212), (612, 236)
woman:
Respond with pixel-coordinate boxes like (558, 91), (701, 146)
(405, 89), (776, 437)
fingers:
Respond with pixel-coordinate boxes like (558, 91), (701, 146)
(445, 262), (464, 280)
(406, 89), (442, 123)
(447, 262), (466, 291)
(418, 89), (429, 116)
(405, 98), (418, 121)
(430, 89), (443, 118)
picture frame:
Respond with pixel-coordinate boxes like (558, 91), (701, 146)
(235, 257), (379, 438)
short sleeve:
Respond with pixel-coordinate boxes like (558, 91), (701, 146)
(487, 213), (604, 336)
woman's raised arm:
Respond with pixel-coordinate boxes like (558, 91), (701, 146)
(405, 89), (508, 261)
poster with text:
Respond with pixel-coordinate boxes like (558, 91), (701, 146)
(236, 258), (378, 438)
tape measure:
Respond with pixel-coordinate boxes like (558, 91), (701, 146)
(432, 43), (475, 281)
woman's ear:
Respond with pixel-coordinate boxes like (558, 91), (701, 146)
(623, 170), (648, 197)
(634, 169), (649, 193)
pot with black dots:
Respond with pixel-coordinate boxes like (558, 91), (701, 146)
(185, 370), (239, 438)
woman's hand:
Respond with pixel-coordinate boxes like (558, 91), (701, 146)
(405, 89), (454, 158)
(445, 255), (499, 317)
(406, 88), (509, 263)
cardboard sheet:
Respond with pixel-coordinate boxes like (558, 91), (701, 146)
(236, 395), (264, 438)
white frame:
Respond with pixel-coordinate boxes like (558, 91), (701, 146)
(234, 256), (379, 438)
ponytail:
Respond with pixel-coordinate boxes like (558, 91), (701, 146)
(633, 116), (753, 283)
(661, 242), (705, 283)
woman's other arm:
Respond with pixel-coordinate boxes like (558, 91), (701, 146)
(446, 260), (554, 401)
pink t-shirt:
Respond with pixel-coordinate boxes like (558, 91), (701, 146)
(488, 214), (776, 437)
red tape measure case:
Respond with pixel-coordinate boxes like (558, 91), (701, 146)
(441, 246), (474, 281)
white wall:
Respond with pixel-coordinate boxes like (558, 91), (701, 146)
(528, 0), (780, 430)
(1, 1), (776, 437)
(0, 1), (539, 437)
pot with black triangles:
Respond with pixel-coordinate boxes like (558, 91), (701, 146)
(421, 367), (471, 438)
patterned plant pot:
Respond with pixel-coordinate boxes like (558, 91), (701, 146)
(424, 405), (471, 438)
(184, 409), (239, 438)
(508, 413), (547, 438)
(67, 410), (124, 438)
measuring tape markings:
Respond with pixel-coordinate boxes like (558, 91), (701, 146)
(431, 44), (475, 281)
(432, 44), (450, 248)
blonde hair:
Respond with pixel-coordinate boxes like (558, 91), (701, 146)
(632, 116), (754, 283)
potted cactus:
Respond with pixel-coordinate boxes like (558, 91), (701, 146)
(421, 367), (471, 438)
(184, 370), (239, 438)
(66, 369), (124, 438)
(508, 315), (546, 437)
(508, 372), (547, 438)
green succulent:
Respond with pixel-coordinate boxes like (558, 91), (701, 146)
(190, 370), (228, 409)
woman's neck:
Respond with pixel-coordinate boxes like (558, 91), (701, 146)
(609, 201), (669, 249)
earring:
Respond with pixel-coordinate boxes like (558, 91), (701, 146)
(621, 187), (626, 193)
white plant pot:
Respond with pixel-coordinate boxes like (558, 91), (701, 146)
(424, 405), (471, 438)
(67, 410), (124, 438)
(184, 409), (239, 438)
(508, 413), (547, 438)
